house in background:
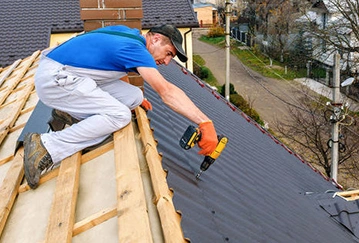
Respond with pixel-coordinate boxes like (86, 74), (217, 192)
(3, 0), (359, 242)
(142, 0), (199, 72)
(297, 0), (359, 101)
(192, 2), (219, 27)
(301, 0), (359, 76)
(0, 0), (198, 72)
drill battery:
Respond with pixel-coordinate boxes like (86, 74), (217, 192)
(179, 125), (201, 150)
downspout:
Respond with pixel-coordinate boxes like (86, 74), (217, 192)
(184, 28), (191, 70)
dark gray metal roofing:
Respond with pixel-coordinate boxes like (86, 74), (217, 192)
(142, 0), (199, 28)
(317, 192), (359, 238)
(147, 61), (359, 243)
(16, 100), (52, 153)
(1, 0), (198, 68)
(0, 0), (83, 67)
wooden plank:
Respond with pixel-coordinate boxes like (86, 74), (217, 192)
(113, 123), (153, 243)
(0, 59), (21, 87)
(19, 141), (114, 193)
(0, 51), (39, 105)
(157, 196), (186, 243)
(45, 151), (81, 243)
(72, 206), (117, 236)
(0, 147), (24, 237)
(336, 190), (359, 201)
(135, 107), (157, 148)
(81, 140), (114, 163)
(135, 107), (186, 243)
(145, 147), (171, 202)
(135, 107), (172, 201)
(18, 167), (60, 193)
(0, 83), (34, 147)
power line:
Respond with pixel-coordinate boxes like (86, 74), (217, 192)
(195, 37), (359, 140)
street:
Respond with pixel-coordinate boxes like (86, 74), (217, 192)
(192, 36), (304, 129)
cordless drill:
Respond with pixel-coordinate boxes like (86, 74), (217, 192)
(179, 125), (228, 179)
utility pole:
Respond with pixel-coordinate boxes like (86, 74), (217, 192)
(225, 0), (231, 100)
(330, 53), (341, 182)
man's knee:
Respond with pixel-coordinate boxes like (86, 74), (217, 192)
(108, 108), (132, 130)
(129, 88), (144, 110)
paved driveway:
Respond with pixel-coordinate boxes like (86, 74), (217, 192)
(193, 37), (304, 129)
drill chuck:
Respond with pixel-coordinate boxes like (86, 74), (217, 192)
(200, 156), (215, 171)
(199, 135), (228, 173)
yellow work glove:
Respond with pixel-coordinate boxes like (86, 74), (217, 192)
(198, 120), (218, 155)
(140, 98), (152, 111)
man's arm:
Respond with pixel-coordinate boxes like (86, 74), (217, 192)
(137, 66), (218, 155)
(137, 67), (209, 124)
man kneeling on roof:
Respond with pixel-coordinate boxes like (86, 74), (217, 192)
(23, 24), (218, 189)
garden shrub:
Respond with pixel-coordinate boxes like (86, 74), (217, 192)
(207, 26), (225, 38)
(200, 67), (209, 79)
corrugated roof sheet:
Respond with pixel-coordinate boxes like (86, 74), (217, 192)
(142, 0), (199, 28)
(1, 0), (198, 68)
(144, 60), (359, 242)
(0, 0), (83, 67)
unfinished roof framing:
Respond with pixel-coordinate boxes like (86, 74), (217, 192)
(0, 52), (186, 242)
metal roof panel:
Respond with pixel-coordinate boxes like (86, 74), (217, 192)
(145, 60), (359, 242)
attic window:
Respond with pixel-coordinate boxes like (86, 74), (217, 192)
(336, 189), (359, 201)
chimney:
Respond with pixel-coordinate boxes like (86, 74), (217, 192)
(79, 0), (144, 90)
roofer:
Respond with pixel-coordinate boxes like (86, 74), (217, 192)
(23, 24), (218, 189)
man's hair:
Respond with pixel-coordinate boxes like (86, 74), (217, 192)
(148, 24), (188, 62)
(147, 32), (171, 46)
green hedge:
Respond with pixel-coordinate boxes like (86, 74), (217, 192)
(219, 84), (264, 126)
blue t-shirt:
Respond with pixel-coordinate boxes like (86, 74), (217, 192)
(47, 26), (157, 72)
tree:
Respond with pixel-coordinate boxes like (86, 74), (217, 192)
(267, 0), (296, 62)
(274, 87), (359, 187)
(299, 0), (359, 74)
(242, 0), (309, 64)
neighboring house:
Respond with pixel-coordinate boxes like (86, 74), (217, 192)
(0, 0), (198, 72)
(142, 0), (199, 72)
(3, 0), (359, 242)
(301, 0), (359, 73)
(192, 2), (219, 27)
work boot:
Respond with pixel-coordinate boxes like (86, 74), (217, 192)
(23, 133), (53, 189)
(49, 109), (80, 131)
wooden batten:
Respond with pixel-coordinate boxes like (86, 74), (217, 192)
(0, 51), (40, 106)
(336, 189), (359, 201)
(135, 107), (186, 242)
(0, 148), (24, 236)
(113, 122), (153, 242)
(45, 151), (82, 243)
(72, 206), (117, 236)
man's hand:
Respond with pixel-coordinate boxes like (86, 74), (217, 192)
(198, 121), (218, 155)
(140, 98), (152, 111)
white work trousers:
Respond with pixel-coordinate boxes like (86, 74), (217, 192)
(35, 52), (143, 163)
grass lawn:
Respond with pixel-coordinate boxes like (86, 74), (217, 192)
(199, 36), (307, 80)
(193, 54), (218, 88)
